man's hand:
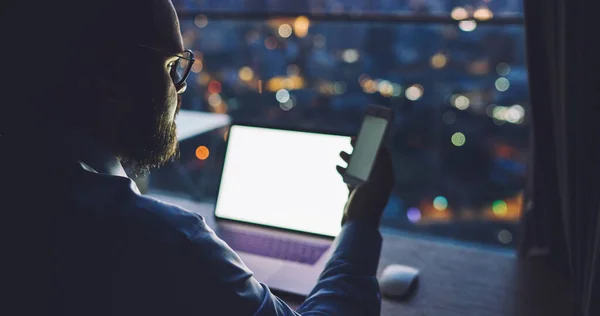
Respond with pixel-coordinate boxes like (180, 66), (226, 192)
(336, 138), (395, 227)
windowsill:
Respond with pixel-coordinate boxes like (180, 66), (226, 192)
(149, 191), (574, 316)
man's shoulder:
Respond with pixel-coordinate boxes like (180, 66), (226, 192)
(129, 192), (208, 240)
(71, 171), (208, 241)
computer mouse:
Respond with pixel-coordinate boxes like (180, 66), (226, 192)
(378, 264), (419, 299)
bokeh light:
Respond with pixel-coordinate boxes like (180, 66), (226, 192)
(293, 16), (310, 38)
(287, 64), (300, 76)
(275, 89), (290, 103)
(451, 7), (468, 20)
(195, 146), (210, 160)
(342, 49), (360, 63)
(194, 14), (208, 28)
(505, 104), (525, 123)
(361, 79), (377, 94)
(459, 20), (477, 32)
(474, 8), (494, 21)
(496, 62), (511, 76)
(191, 59), (203, 73)
(492, 200), (508, 216)
(453, 94), (470, 110)
(405, 84), (423, 101)
(378, 80), (393, 96)
(207, 93), (222, 107)
(392, 83), (402, 97)
(451, 132), (466, 147)
(498, 230), (513, 244)
(333, 82), (347, 95)
(278, 24), (293, 38)
(208, 80), (222, 94)
(280, 99), (295, 111)
(495, 77), (510, 91)
(238, 67), (254, 81)
(433, 196), (448, 211)
(407, 207), (422, 223)
(430, 53), (448, 69)
(264, 36), (278, 49)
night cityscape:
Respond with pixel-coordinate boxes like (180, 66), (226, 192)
(150, 0), (529, 248)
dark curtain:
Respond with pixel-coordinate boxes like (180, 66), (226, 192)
(522, 0), (599, 315)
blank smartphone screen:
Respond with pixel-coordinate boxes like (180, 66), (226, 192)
(346, 116), (388, 181)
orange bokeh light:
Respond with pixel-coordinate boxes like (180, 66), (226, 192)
(195, 146), (210, 160)
(208, 80), (222, 94)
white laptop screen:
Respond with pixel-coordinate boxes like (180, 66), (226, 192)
(214, 125), (353, 237)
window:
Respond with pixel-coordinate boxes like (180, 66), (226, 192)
(151, 0), (528, 248)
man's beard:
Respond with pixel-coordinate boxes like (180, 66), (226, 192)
(117, 97), (180, 176)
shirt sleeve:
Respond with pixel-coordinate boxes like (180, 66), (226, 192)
(295, 221), (383, 315)
(186, 217), (382, 316)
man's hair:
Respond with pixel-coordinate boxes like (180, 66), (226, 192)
(11, 0), (156, 119)
(4, 0), (180, 174)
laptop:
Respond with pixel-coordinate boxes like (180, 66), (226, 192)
(213, 124), (353, 296)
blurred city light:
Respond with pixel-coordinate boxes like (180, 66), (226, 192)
(378, 80), (393, 97)
(496, 62), (511, 76)
(405, 84), (423, 101)
(194, 14), (208, 28)
(498, 230), (513, 244)
(505, 104), (525, 123)
(433, 196), (448, 211)
(407, 207), (422, 223)
(451, 7), (468, 20)
(207, 93), (222, 107)
(342, 49), (360, 63)
(492, 200), (508, 216)
(459, 20), (477, 32)
(208, 80), (222, 94)
(430, 53), (448, 69)
(474, 8), (494, 21)
(495, 77), (510, 91)
(238, 67), (254, 81)
(453, 94), (470, 110)
(333, 82), (346, 95)
(275, 89), (290, 103)
(191, 59), (203, 73)
(166, 1), (529, 247)
(451, 132), (466, 147)
(293, 16), (310, 38)
(264, 36), (277, 49)
(362, 79), (377, 94)
(267, 76), (304, 92)
(280, 98), (295, 111)
(392, 83), (402, 97)
(286, 64), (300, 76)
(195, 146), (210, 160)
(278, 24), (293, 38)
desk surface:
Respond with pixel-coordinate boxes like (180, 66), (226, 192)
(151, 192), (574, 316)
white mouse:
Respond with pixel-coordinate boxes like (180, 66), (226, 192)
(378, 264), (420, 299)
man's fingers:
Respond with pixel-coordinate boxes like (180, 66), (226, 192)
(336, 165), (345, 176)
(340, 151), (351, 163)
(350, 136), (357, 146)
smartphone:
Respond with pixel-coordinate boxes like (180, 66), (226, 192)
(344, 104), (393, 186)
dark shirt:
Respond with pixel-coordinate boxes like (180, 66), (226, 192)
(8, 131), (382, 315)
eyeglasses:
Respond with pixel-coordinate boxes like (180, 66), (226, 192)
(138, 44), (195, 86)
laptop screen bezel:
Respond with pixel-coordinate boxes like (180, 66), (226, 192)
(213, 122), (353, 239)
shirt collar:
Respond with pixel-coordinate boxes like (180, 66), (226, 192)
(60, 130), (129, 178)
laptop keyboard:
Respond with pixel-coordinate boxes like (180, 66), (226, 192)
(218, 228), (330, 265)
